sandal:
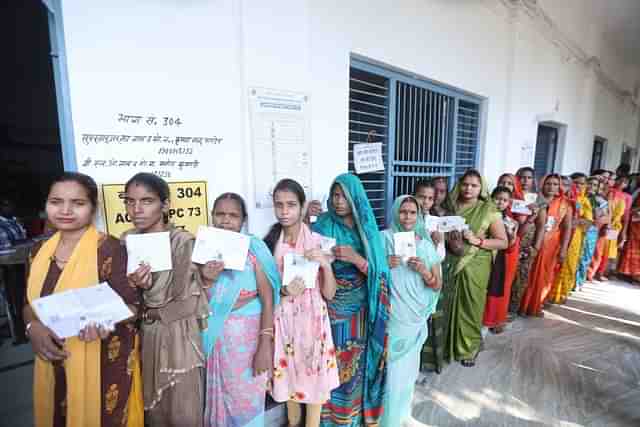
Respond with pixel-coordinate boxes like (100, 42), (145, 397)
(492, 325), (505, 334)
(535, 311), (545, 318)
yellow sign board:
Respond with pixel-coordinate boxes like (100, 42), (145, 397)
(102, 181), (209, 238)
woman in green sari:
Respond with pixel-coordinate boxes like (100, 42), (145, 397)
(443, 170), (508, 367)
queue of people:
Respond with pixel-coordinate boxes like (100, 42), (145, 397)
(20, 164), (640, 427)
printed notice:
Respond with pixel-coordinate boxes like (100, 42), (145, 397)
(353, 143), (384, 174)
(191, 226), (251, 271)
(249, 88), (311, 208)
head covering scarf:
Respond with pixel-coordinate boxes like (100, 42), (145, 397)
(312, 173), (390, 422)
(498, 173), (523, 200)
(386, 195), (439, 310)
(314, 173), (390, 322)
(389, 195), (432, 245)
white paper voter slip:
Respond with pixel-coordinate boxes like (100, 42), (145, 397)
(424, 215), (439, 232)
(31, 283), (133, 339)
(394, 231), (417, 262)
(282, 253), (320, 289)
(319, 236), (337, 254)
(126, 231), (172, 274)
(606, 229), (619, 241)
(191, 226), (251, 271)
(437, 216), (466, 233)
(510, 199), (532, 215)
(524, 193), (538, 205)
(545, 216), (557, 232)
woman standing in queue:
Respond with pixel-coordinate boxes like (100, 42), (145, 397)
(312, 173), (390, 426)
(124, 173), (209, 427)
(200, 193), (280, 427)
(442, 170), (508, 367)
(508, 167), (541, 317)
(24, 172), (143, 427)
(381, 195), (441, 426)
(264, 179), (340, 427)
(519, 174), (572, 317)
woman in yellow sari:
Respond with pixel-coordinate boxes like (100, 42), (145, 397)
(23, 172), (143, 427)
(550, 173), (590, 304)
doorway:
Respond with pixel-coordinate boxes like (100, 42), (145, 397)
(533, 124), (559, 181)
(1, 0), (65, 233)
(590, 137), (606, 173)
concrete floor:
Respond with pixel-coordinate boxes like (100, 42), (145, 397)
(413, 279), (640, 427)
(1, 279), (639, 427)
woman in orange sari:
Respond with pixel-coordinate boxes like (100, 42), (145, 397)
(482, 174), (521, 333)
(519, 174), (572, 317)
(618, 194), (640, 285)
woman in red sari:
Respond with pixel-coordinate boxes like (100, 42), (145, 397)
(519, 174), (572, 317)
(483, 174), (521, 333)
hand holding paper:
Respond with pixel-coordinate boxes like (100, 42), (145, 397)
(282, 253), (320, 290)
(394, 232), (416, 263)
(192, 226), (251, 271)
(125, 231), (172, 274)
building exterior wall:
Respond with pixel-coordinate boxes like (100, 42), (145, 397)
(57, 0), (640, 234)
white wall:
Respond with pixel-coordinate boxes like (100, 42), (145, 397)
(58, 0), (640, 234)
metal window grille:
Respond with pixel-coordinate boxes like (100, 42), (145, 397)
(348, 67), (390, 227)
(349, 61), (482, 227)
(392, 82), (455, 198)
(454, 100), (481, 181)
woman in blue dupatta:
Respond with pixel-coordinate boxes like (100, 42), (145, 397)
(381, 195), (441, 427)
(442, 170), (508, 367)
(312, 173), (391, 426)
(199, 193), (281, 427)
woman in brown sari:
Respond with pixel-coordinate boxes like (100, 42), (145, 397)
(23, 172), (143, 427)
(125, 173), (209, 426)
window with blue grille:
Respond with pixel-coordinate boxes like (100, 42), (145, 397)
(349, 60), (482, 227)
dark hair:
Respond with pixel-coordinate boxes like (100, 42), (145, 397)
(570, 172), (587, 180)
(432, 176), (448, 186)
(616, 174), (630, 183)
(414, 179), (434, 194)
(460, 169), (482, 183)
(49, 172), (98, 210)
(587, 176), (599, 182)
(591, 168), (607, 176)
(212, 192), (248, 222)
(516, 167), (534, 177)
(617, 163), (631, 176)
(491, 186), (512, 199)
(125, 172), (171, 223)
(264, 179), (307, 253)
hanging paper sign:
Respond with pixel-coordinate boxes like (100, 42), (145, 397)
(353, 143), (384, 174)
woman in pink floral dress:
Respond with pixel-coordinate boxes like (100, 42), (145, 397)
(265, 179), (340, 427)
